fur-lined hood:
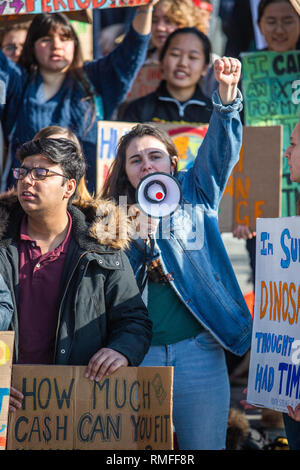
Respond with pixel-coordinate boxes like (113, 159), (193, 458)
(0, 189), (135, 251)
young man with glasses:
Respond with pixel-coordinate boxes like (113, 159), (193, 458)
(0, 137), (152, 411)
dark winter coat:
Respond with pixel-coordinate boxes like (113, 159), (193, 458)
(0, 191), (152, 366)
(121, 80), (213, 124)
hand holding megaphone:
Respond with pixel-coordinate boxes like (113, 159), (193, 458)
(136, 172), (182, 218)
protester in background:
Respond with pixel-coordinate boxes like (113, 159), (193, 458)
(0, 23), (30, 179)
(258, 0), (300, 51)
(282, 119), (300, 448)
(0, 274), (14, 330)
(147, 0), (208, 64)
(240, 118), (300, 450)
(4, 135), (152, 412)
(144, 0), (217, 97)
(0, 4), (158, 194)
(224, 0), (262, 58)
(240, 7), (300, 444)
(93, 7), (136, 58)
(233, 0), (300, 286)
(231, 0), (300, 399)
(121, 27), (213, 124)
(0, 23), (29, 63)
(102, 57), (252, 450)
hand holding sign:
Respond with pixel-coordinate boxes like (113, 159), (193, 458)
(8, 387), (23, 413)
(233, 225), (256, 240)
(85, 348), (129, 382)
(288, 404), (300, 422)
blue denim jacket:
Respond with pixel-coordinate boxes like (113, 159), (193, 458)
(127, 90), (252, 356)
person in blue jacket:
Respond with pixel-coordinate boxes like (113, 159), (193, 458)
(0, 4), (158, 194)
(101, 56), (253, 450)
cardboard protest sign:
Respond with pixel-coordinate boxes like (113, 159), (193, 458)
(241, 50), (300, 218)
(247, 217), (300, 413)
(7, 365), (173, 450)
(0, 9), (92, 24)
(0, 331), (14, 451)
(0, 0), (150, 16)
(229, 125), (282, 231)
(96, 121), (282, 232)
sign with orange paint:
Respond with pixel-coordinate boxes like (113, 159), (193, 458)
(247, 217), (300, 413)
(0, 331), (14, 451)
(97, 121), (282, 232)
(0, 0), (150, 16)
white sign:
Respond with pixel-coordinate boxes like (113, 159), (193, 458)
(247, 217), (300, 413)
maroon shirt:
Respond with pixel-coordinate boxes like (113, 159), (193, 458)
(17, 214), (72, 364)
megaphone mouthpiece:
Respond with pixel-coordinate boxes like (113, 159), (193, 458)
(136, 172), (182, 218)
(144, 180), (167, 204)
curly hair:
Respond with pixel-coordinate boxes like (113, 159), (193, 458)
(156, 0), (209, 34)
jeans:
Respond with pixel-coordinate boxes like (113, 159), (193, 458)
(140, 331), (230, 450)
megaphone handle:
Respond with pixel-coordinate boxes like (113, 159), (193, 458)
(136, 235), (155, 294)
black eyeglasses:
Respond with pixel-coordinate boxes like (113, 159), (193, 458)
(12, 167), (67, 181)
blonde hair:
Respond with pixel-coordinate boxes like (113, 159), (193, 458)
(156, 0), (208, 33)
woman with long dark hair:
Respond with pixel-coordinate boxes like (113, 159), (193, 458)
(0, 4), (158, 193)
(102, 57), (253, 450)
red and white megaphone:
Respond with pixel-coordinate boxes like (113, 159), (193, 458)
(136, 172), (182, 218)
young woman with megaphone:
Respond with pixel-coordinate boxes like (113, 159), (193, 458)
(101, 57), (252, 450)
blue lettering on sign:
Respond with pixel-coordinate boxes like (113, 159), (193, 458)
(278, 362), (300, 398)
(99, 128), (118, 160)
(280, 228), (300, 268)
(255, 332), (294, 356)
(77, 413), (121, 443)
(260, 231), (273, 256)
(21, 378), (74, 410)
(255, 363), (274, 393)
(14, 415), (68, 443)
